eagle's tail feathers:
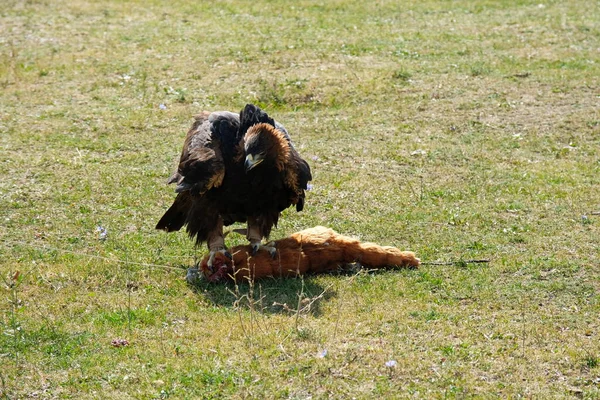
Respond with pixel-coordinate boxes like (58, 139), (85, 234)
(156, 195), (189, 232)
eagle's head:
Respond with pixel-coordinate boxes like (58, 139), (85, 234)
(243, 123), (290, 172)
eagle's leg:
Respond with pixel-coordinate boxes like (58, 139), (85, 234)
(247, 219), (277, 258)
(206, 217), (232, 269)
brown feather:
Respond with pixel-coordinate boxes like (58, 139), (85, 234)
(156, 110), (239, 244)
(157, 104), (312, 250)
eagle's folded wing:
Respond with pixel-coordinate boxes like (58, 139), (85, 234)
(171, 112), (239, 195)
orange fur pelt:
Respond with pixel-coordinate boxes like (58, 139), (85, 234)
(199, 226), (419, 283)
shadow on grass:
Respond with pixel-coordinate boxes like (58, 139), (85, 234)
(189, 275), (337, 317)
(186, 263), (420, 316)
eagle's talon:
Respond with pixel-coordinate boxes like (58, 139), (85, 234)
(250, 242), (277, 258)
(207, 248), (228, 269)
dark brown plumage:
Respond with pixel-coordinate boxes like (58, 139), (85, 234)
(156, 104), (312, 262)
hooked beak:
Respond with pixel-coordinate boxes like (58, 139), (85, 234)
(244, 154), (264, 172)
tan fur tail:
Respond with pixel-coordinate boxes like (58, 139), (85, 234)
(332, 230), (419, 269)
(294, 227), (420, 269)
(354, 242), (420, 268)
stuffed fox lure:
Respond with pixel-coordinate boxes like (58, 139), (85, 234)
(197, 226), (420, 283)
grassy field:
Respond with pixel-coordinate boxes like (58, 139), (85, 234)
(1, 0), (599, 398)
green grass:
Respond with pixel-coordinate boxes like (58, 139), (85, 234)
(1, 0), (600, 398)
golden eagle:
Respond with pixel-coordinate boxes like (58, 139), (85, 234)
(156, 104), (312, 265)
